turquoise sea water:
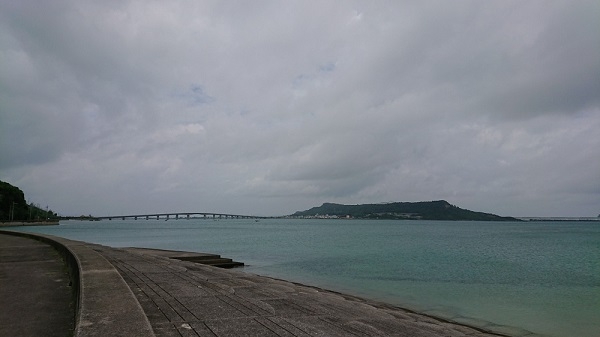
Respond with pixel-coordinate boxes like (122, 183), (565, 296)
(12, 219), (600, 337)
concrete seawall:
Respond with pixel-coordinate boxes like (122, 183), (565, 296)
(1, 230), (516, 337)
(0, 230), (154, 336)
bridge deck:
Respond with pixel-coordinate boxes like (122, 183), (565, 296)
(92, 212), (267, 220)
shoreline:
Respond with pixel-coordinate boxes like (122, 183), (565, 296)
(131, 245), (529, 337)
(1, 229), (516, 336)
(0, 221), (59, 227)
(8, 222), (563, 336)
(103, 242), (513, 337)
(243, 272), (539, 337)
(251, 274), (523, 337)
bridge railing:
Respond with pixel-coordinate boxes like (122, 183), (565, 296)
(89, 212), (268, 221)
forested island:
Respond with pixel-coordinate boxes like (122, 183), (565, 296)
(291, 200), (519, 221)
(0, 180), (58, 223)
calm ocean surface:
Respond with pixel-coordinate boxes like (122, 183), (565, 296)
(13, 219), (599, 337)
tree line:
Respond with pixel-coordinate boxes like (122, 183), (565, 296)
(0, 180), (57, 222)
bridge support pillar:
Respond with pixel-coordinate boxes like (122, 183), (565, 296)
(175, 214), (179, 220)
(156, 215), (159, 220)
(187, 214), (190, 219)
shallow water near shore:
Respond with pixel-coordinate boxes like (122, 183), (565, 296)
(13, 219), (600, 337)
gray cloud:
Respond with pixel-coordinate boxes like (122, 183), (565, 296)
(1, 1), (599, 217)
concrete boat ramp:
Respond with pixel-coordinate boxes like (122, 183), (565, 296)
(0, 230), (519, 337)
(123, 247), (244, 268)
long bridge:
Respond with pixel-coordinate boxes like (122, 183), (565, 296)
(87, 212), (269, 221)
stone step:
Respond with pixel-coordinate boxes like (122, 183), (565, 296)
(124, 247), (244, 268)
(205, 260), (245, 269)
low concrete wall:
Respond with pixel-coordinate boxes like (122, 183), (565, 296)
(0, 230), (155, 337)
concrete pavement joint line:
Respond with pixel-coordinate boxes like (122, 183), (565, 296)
(107, 249), (250, 324)
(259, 317), (302, 337)
(110, 253), (206, 325)
(119, 264), (185, 324)
(112, 263), (176, 324)
(136, 269), (203, 322)
(141, 273), (199, 322)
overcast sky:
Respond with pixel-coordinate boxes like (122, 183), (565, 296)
(1, 1), (599, 217)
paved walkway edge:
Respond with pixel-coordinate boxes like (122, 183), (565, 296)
(0, 230), (155, 337)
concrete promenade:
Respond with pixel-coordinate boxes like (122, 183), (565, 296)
(0, 231), (509, 337)
(0, 233), (74, 337)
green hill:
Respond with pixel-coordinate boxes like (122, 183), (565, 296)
(0, 180), (57, 222)
(291, 200), (518, 221)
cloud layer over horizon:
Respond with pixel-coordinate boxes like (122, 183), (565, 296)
(1, 1), (599, 217)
